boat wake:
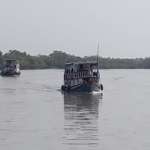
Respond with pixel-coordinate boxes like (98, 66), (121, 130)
(92, 90), (102, 95)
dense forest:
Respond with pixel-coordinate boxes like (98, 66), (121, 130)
(0, 50), (150, 69)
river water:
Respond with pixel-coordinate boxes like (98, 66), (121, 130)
(0, 69), (150, 150)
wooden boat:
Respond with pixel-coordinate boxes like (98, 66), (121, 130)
(1, 59), (21, 76)
(61, 61), (103, 92)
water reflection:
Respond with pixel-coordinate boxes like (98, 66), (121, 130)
(63, 93), (102, 148)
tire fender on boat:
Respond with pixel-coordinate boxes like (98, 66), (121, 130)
(100, 84), (104, 91)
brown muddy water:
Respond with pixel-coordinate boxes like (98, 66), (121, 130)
(0, 69), (150, 150)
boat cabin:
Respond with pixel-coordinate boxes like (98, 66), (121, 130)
(64, 62), (100, 87)
(3, 59), (19, 69)
(64, 62), (99, 79)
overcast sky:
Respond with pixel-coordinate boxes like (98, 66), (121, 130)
(0, 0), (150, 58)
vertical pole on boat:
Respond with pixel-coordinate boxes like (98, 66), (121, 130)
(97, 41), (100, 72)
(97, 41), (104, 91)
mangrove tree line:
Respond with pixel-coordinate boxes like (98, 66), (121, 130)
(0, 50), (150, 69)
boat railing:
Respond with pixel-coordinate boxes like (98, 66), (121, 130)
(64, 71), (98, 80)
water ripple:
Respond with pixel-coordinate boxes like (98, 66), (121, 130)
(63, 93), (102, 148)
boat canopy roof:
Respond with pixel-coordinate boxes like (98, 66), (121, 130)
(65, 61), (98, 66)
(5, 59), (17, 62)
(4, 59), (18, 64)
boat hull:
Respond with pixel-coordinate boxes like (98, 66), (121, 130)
(61, 82), (102, 93)
(1, 71), (21, 76)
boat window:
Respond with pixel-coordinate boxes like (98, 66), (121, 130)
(71, 68), (73, 73)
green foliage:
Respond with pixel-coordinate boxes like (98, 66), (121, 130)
(0, 50), (150, 69)
(49, 51), (81, 68)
